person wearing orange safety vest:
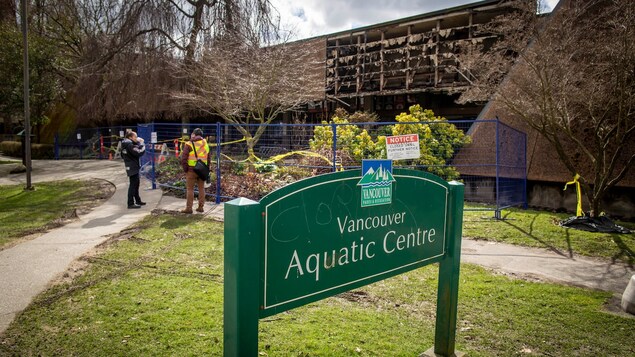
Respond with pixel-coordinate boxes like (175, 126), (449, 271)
(180, 128), (211, 214)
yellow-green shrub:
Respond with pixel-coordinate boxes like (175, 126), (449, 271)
(310, 105), (471, 180)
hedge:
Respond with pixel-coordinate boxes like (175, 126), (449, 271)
(0, 141), (54, 159)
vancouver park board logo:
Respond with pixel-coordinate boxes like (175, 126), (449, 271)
(357, 159), (396, 207)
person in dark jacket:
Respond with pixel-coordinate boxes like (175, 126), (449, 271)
(180, 128), (212, 213)
(121, 131), (146, 209)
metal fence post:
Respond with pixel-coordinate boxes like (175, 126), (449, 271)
(494, 117), (501, 219)
(54, 133), (59, 160)
(331, 123), (337, 172)
(522, 131), (528, 209)
(151, 123), (156, 189)
(78, 132), (83, 160)
(98, 134), (103, 160)
(216, 122), (222, 204)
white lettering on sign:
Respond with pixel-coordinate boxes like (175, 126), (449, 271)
(284, 210), (441, 282)
(386, 134), (418, 145)
(386, 134), (420, 160)
(382, 228), (436, 254)
(337, 212), (406, 234)
(285, 237), (377, 282)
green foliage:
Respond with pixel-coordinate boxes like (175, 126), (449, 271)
(390, 105), (471, 179)
(309, 112), (382, 163)
(0, 180), (111, 249)
(0, 141), (54, 159)
(310, 105), (471, 179)
(2, 214), (634, 356)
(273, 166), (313, 181)
(230, 161), (246, 176)
(254, 163), (277, 173)
(0, 24), (65, 127)
(0, 141), (21, 156)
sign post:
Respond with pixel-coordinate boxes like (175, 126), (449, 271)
(223, 198), (260, 356)
(429, 181), (465, 357)
(224, 166), (464, 356)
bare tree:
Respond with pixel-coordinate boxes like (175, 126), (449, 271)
(31, 0), (279, 124)
(0, 0), (16, 24)
(457, 0), (635, 217)
(173, 36), (324, 161)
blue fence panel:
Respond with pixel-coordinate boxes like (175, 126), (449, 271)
(55, 119), (527, 214)
(53, 125), (132, 160)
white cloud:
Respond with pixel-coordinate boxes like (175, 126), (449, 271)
(270, 0), (561, 40)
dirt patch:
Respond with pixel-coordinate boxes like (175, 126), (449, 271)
(73, 179), (116, 215)
(337, 290), (374, 304)
(95, 225), (151, 249)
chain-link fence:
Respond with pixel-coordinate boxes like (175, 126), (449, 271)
(52, 119), (526, 214)
(53, 126), (132, 160)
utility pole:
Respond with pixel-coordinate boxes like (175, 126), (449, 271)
(20, 0), (32, 190)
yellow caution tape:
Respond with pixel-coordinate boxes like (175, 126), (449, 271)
(564, 174), (583, 217)
(257, 150), (339, 169)
(220, 149), (341, 170)
(209, 137), (246, 147)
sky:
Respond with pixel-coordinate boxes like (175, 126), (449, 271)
(270, 0), (560, 40)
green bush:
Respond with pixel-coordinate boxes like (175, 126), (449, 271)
(310, 114), (382, 163)
(0, 141), (21, 156)
(309, 105), (471, 180)
(274, 166), (313, 181)
(388, 105), (471, 179)
(0, 141), (53, 159)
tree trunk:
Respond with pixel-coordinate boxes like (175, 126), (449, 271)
(184, 0), (210, 67)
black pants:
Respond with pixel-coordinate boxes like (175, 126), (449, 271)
(127, 173), (141, 206)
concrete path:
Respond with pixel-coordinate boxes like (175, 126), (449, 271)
(0, 158), (633, 334)
(462, 240), (634, 294)
(1, 159), (165, 333)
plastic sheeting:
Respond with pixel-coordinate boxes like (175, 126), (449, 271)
(560, 215), (632, 234)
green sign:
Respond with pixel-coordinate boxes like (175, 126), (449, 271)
(261, 167), (448, 315)
(224, 167), (465, 357)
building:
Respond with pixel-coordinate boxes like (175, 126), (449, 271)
(295, 0), (515, 122)
(295, 0), (634, 218)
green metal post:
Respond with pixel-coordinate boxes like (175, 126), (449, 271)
(224, 198), (261, 357)
(433, 181), (465, 356)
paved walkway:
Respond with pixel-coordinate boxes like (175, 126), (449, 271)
(0, 158), (633, 334)
(0, 158), (217, 333)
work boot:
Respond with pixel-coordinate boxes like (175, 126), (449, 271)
(196, 205), (205, 213)
(181, 208), (193, 214)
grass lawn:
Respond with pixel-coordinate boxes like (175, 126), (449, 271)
(0, 160), (18, 165)
(464, 205), (635, 265)
(0, 180), (114, 249)
(1, 214), (633, 356)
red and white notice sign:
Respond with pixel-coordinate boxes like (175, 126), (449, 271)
(386, 134), (420, 160)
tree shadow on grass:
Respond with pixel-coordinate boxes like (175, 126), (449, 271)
(1, 191), (26, 200)
(611, 234), (635, 268)
(34, 214), (212, 308)
(500, 211), (570, 258)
